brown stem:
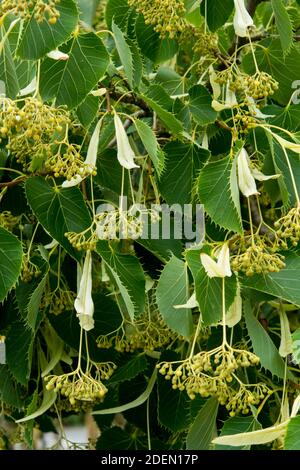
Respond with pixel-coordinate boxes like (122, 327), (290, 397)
(216, 120), (233, 133)
(0, 176), (26, 188)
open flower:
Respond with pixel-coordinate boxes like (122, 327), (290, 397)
(200, 243), (232, 278)
(233, 0), (254, 37)
(113, 111), (139, 170)
(237, 147), (280, 197)
(75, 250), (94, 331)
(62, 118), (102, 188)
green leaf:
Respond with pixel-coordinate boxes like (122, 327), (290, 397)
(157, 373), (192, 432)
(142, 84), (183, 135)
(15, 60), (35, 90)
(105, 0), (130, 30)
(109, 354), (148, 385)
(6, 319), (34, 385)
(136, 227), (183, 263)
(271, 0), (293, 54)
(186, 397), (219, 450)
(97, 241), (146, 319)
(27, 272), (48, 331)
(186, 248), (237, 326)
(242, 39), (300, 105)
(159, 141), (209, 205)
(284, 416), (300, 450)
(93, 367), (157, 415)
(134, 119), (165, 177)
(213, 421), (287, 447)
(0, 365), (23, 409)
(40, 32), (109, 109)
(16, 389), (57, 423)
(215, 416), (262, 450)
(95, 148), (130, 196)
(155, 67), (184, 96)
(198, 156), (243, 234)
(77, 0), (99, 26)
(96, 427), (138, 450)
(188, 85), (217, 126)
(241, 253), (300, 308)
(200, 0), (234, 32)
(112, 21), (134, 88)
(244, 301), (290, 380)
(25, 176), (91, 261)
(15, 258), (48, 328)
(127, 38), (143, 88)
(156, 255), (193, 338)
(0, 23), (19, 98)
(0, 227), (23, 302)
(76, 94), (99, 127)
(23, 390), (39, 448)
(135, 14), (178, 63)
(17, 0), (79, 60)
(272, 141), (300, 207)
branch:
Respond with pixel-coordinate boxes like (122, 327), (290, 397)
(109, 88), (151, 115)
(0, 176), (26, 188)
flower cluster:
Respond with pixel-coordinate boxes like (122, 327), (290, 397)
(44, 361), (116, 407)
(230, 233), (285, 276)
(181, 27), (219, 66)
(158, 343), (268, 414)
(65, 227), (98, 251)
(0, 211), (19, 231)
(0, 0), (61, 24)
(21, 255), (41, 282)
(97, 307), (177, 353)
(96, 206), (160, 241)
(128, 0), (186, 38)
(0, 97), (71, 170)
(41, 289), (76, 315)
(215, 70), (278, 106)
(275, 204), (300, 247)
(44, 143), (92, 182)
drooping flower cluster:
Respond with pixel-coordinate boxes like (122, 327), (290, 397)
(96, 205), (160, 241)
(61, 118), (102, 188)
(275, 204), (300, 247)
(45, 361), (116, 407)
(0, 211), (19, 231)
(98, 293), (178, 352)
(230, 233), (285, 276)
(0, 0), (61, 24)
(21, 254), (42, 282)
(41, 288), (76, 315)
(157, 343), (269, 414)
(0, 97), (70, 169)
(127, 0), (186, 38)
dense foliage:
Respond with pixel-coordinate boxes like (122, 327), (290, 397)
(1, 0), (300, 451)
